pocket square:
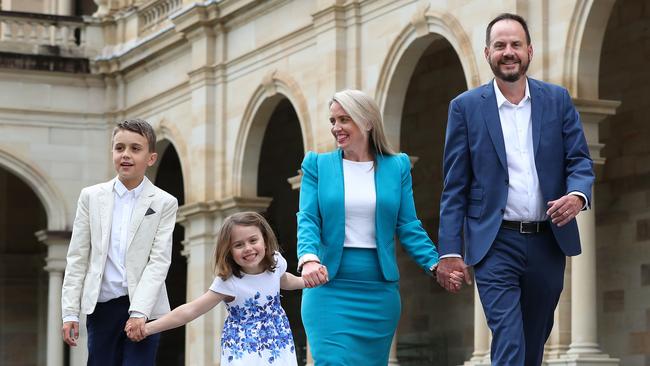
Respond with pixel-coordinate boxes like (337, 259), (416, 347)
(145, 208), (156, 216)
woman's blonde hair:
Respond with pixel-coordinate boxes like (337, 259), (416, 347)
(329, 89), (396, 157)
(213, 211), (279, 280)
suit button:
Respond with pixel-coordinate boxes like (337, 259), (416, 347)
(505, 179), (509, 185)
(501, 208), (505, 214)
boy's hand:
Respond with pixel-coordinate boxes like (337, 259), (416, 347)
(62, 321), (79, 346)
(125, 317), (147, 342)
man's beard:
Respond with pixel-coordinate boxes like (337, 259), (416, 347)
(490, 55), (529, 82)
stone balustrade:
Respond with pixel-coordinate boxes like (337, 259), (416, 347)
(139, 0), (183, 36)
(0, 10), (86, 57)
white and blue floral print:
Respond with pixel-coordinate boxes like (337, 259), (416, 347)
(209, 252), (298, 366)
(221, 292), (295, 363)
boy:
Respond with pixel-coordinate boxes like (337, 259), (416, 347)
(61, 119), (178, 365)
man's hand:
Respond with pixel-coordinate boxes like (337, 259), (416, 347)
(62, 321), (79, 346)
(436, 257), (472, 293)
(124, 317), (147, 342)
(301, 261), (328, 288)
(547, 194), (584, 227)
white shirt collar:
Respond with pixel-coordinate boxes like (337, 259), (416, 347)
(113, 177), (146, 198)
(493, 78), (531, 108)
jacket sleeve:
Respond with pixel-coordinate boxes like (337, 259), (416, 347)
(61, 188), (92, 320)
(438, 97), (473, 257)
(129, 196), (178, 318)
(296, 151), (322, 259)
(561, 88), (594, 205)
(395, 153), (439, 271)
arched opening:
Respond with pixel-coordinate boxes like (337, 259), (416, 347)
(256, 98), (306, 364)
(152, 142), (186, 366)
(596, 0), (650, 363)
(0, 166), (48, 366)
(388, 36), (473, 364)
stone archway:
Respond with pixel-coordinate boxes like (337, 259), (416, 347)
(233, 71), (313, 198)
(0, 166), (48, 366)
(388, 34), (473, 365)
(152, 140), (187, 366)
(375, 6), (480, 151)
(0, 148), (67, 231)
(563, 0), (618, 98)
(255, 97), (306, 364)
(595, 0), (650, 364)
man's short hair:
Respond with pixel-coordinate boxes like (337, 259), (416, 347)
(486, 13), (531, 46)
(112, 119), (156, 153)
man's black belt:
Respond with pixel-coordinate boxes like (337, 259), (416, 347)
(501, 220), (550, 234)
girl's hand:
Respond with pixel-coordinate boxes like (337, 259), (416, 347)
(302, 261), (328, 288)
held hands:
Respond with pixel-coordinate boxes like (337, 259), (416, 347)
(547, 194), (584, 227)
(435, 257), (472, 293)
(124, 317), (147, 342)
(62, 321), (79, 346)
(302, 261), (329, 288)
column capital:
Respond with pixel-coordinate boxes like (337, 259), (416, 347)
(573, 98), (621, 166)
(35, 230), (71, 273)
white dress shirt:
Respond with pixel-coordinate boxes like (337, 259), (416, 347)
(63, 178), (146, 323)
(495, 79), (546, 221)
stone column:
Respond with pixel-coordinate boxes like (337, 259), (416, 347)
(69, 316), (88, 366)
(463, 284), (490, 366)
(546, 99), (620, 365)
(544, 260), (572, 361)
(36, 230), (70, 366)
(56, 0), (73, 16)
(177, 197), (272, 366)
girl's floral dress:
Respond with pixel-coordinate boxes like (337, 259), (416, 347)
(209, 252), (298, 366)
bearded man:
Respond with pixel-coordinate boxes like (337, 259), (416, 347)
(436, 13), (594, 366)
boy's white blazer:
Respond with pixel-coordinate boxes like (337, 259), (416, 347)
(61, 176), (178, 320)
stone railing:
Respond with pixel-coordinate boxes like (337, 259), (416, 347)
(0, 11), (86, 57)
(139, 0), (183, 36)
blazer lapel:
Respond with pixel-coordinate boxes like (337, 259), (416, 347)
(529, 79), (544, 156)
(98, 180), (115, 253)
(126, 178), (155, 250)
(332, 149), (345, 228)
(481, 82), (507, 170)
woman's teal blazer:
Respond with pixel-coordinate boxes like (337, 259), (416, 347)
(297, 149), (439, 281)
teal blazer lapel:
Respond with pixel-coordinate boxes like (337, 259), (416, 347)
(331, 149), (345, 237)
(374, 154), (389, 245)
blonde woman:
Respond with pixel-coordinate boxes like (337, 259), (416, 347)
(297, 89), (455, 365)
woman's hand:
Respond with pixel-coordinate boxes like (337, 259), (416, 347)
(302, 261), (329, 288)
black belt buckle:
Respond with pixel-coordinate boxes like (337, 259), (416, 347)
(519, 221), (538, 234)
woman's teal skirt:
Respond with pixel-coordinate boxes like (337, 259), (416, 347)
(301, 248), (400, 365)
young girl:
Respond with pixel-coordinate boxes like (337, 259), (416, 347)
(126, 211), (324, 365)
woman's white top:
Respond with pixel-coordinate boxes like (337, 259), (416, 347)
(343, 159), (377, 248)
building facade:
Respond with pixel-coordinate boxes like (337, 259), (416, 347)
(0, 0), (648, 365)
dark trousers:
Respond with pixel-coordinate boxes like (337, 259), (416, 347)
(474, 227), (566, 366)
(86, 296), (160, 366)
